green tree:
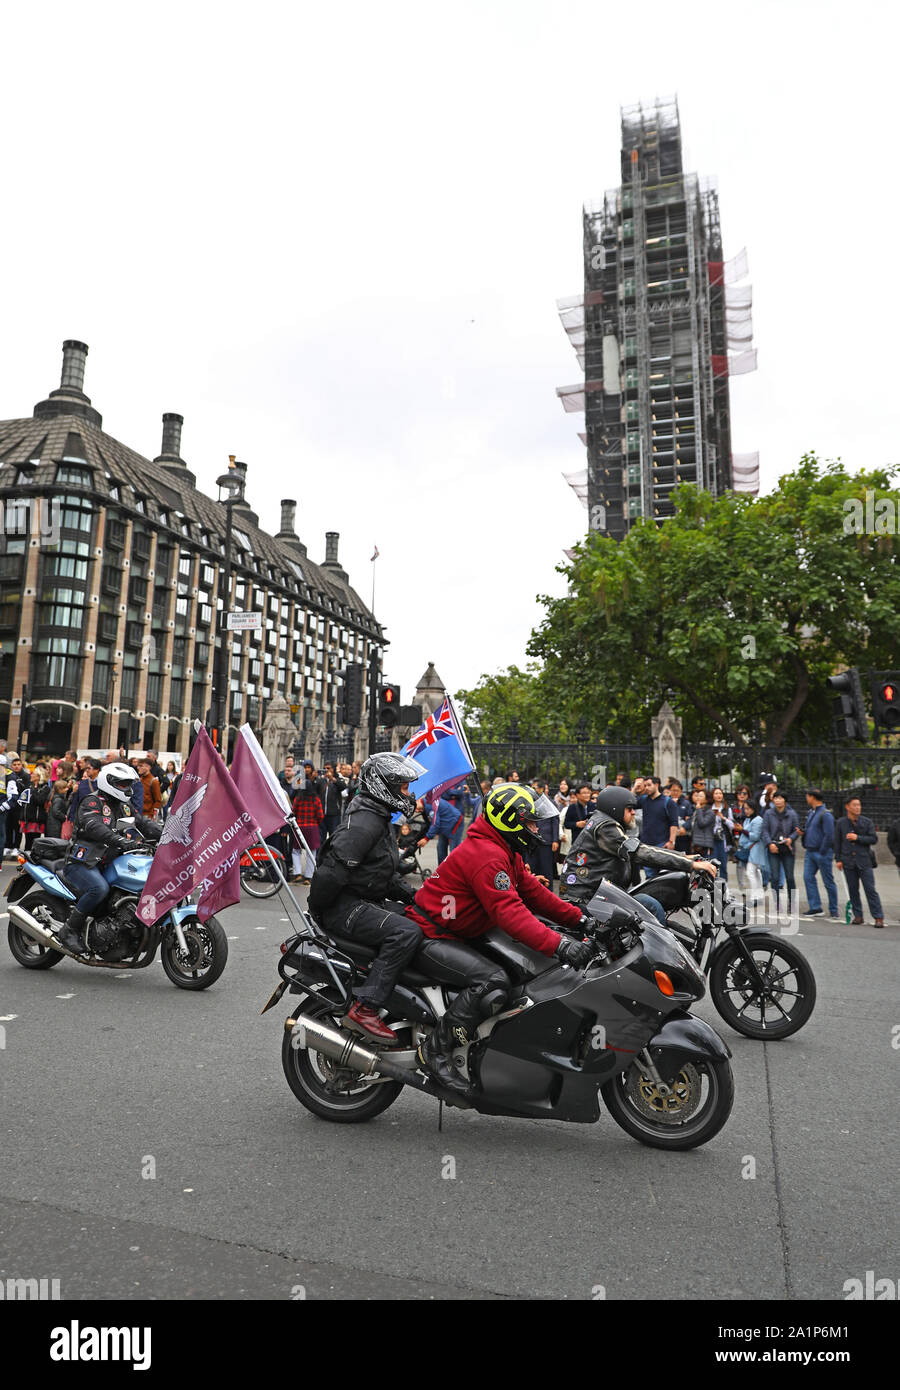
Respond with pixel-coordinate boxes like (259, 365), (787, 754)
(524, 455), (900, 747)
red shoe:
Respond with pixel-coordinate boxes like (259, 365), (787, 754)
(343, 1001), (399, 1046)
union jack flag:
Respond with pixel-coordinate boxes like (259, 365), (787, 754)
(406, 697), (456, 757)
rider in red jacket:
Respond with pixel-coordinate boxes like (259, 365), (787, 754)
(408, 783), (595, 1095)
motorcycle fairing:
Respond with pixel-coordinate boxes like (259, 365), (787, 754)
(22, 863), (77, 902)
(646, 1012), (732, 1084)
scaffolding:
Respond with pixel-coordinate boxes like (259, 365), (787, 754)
(556, 96), (758, 537)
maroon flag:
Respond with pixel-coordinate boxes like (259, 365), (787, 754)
(229, 723), (292, 839)
(137, 725), (259, 926)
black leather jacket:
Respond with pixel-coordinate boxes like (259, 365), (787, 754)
(560, 810), (698, 904)
(308, 793), (415, 916)
(66, 794), (161, 869)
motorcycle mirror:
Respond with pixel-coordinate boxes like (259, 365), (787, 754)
(116, 817), (135, 831)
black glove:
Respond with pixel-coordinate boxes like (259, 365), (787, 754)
(577, 912), (596, 934)
(555, 935), (594, 969)
(112, 835), (133, 852)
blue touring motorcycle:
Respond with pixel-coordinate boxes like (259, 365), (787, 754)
(5, 833), (228, 990)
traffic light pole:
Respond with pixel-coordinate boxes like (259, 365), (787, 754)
(367, 649), (379, 756)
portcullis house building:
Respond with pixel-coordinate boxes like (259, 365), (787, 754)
(0, 341), (385, 758)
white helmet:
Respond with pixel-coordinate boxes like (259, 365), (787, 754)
(97, 762), (139, 804)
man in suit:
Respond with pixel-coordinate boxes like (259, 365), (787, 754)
(834, 796), (884, 927)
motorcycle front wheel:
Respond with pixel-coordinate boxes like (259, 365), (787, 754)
(709, 936), (816, 1039)
(281, 1011), (404, 1123)
(160, 917), (228, 990)
(601, 1056), (734, 1150)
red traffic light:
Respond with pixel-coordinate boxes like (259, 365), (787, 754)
(883, 684), (896, 703)
(384, 688), (395, 703)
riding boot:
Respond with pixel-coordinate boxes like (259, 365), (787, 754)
(418, 1016), (472, 1096)
(417, 985), (495, 1097)
(59, 907), (88, 955)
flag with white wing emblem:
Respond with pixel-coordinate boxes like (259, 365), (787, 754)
(138, 726), (259, 925)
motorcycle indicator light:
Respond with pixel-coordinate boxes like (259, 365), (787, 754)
(654, 970), (675, 997)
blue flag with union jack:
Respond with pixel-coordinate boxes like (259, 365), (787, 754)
(400, 696), (475, 806)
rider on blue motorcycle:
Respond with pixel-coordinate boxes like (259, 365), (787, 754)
(59, 762), (161, 954)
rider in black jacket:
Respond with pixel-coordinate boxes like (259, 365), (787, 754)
(59, 762), (161, 954)
(308, 751), (427, 1044)
(560, 787), (718, 920)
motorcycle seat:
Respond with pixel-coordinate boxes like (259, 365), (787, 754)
(323, 930), (437, 989)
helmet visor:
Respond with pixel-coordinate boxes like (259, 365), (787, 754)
(529, 793), (559, 821)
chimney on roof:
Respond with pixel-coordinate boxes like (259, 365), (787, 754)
(33, 339), (102, 429)
(154, 412), (197, 486)
(60, 340), (88, 395)
(275, 498), (308, 558)
(322, 530), (348, 581)
(227, 460), (259, 528)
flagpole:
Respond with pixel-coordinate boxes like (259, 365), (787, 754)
(251, 834), (348, 993)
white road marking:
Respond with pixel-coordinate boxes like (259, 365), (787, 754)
(183, 1188), (193, 1193)
(227, 935), (239, 940)
(55, 993), (76, 1000)
(0, 1013), (18, 1021)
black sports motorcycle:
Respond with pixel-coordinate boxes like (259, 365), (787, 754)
(263, 896), (735, 1151)
(591, 869), (816, 1040)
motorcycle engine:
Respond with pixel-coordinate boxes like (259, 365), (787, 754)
(87, 898), (143, 962)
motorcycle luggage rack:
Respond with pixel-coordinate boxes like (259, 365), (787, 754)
(278, 935), (355, 1007)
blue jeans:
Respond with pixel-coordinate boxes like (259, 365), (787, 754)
(768, 849), (796, 901)
(842, 864), (884, 921)
(437, 822), (464, 864)
(65, 860), (110, 917)
(633, 892), (667, 926)
(710, 837), (729, 882)
(803, 850), (838, 914)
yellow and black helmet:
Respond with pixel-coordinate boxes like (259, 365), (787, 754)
(483, 782), (558, 852)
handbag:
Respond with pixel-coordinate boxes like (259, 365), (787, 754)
(61, 818), (74, 841)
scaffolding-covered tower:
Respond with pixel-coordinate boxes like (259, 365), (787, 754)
(557, 97), (757, 541)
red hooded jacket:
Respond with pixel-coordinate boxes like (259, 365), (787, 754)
(408, 816), (582, 953)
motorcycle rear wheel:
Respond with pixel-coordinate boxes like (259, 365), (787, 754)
(601, 1056), (734, 1150)
(7, 890), (67, 969)
(709, 936), (816, 1039)
(281, 1012), (403, 1123)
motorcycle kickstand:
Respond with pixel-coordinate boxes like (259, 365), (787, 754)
(638, 1048), (672, 1098)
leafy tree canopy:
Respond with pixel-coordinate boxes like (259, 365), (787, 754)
(461, 456), (900, 747)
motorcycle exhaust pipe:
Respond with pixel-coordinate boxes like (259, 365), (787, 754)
(286, 1013), (468, 1104)
(8, 902), (74, 955)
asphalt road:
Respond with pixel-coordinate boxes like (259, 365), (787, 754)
(1, 856), (898, 1301)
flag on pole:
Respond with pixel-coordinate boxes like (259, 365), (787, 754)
(137, 725), (258, 926)
(370, 545), (380, 561)
(401, 695), (474, 806)
(229, 724), (291, 839)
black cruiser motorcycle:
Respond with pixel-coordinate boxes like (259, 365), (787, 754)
(605, 868), (816, 1040)
(263, 894), (735, 1151)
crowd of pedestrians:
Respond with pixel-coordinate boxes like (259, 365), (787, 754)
(0, 741), (177, 857)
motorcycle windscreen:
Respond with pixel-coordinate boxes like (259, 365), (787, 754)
(585, 880), (659, 926)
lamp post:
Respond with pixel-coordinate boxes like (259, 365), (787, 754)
(105, 666), (118, 752)
(210, 457), (245, 758)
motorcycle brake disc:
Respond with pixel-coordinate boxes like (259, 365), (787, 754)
(629, 1063), (703, 1124)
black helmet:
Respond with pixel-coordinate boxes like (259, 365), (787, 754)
(593, 786), (637, 827)
(358, 751), (426, 817)
(483, 782), (559, 853)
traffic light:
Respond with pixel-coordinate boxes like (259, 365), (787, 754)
(826, 667), (868, 742)
(871, 670), (900, 733)
(23, 706), (38, 733)
(338, 663), (364, 727)
(377, 683), (400, 728)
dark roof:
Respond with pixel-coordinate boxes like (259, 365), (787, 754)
(0, 412), (381, 637)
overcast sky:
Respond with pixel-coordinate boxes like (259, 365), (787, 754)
(3, 1), (897, 709)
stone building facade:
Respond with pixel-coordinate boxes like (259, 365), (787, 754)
(0, 341), (385, 758)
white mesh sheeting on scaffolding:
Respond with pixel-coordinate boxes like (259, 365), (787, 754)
(732, 452), (760, 494)
(725, 248), (749, 283)
(728, 349), (758, 375)
(557, 384), (585, 413)
(577, 432), (587, 445)
(603, 335), (621, 394)
(725, 284), (752, 309)
(563, 469), (589, 507)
